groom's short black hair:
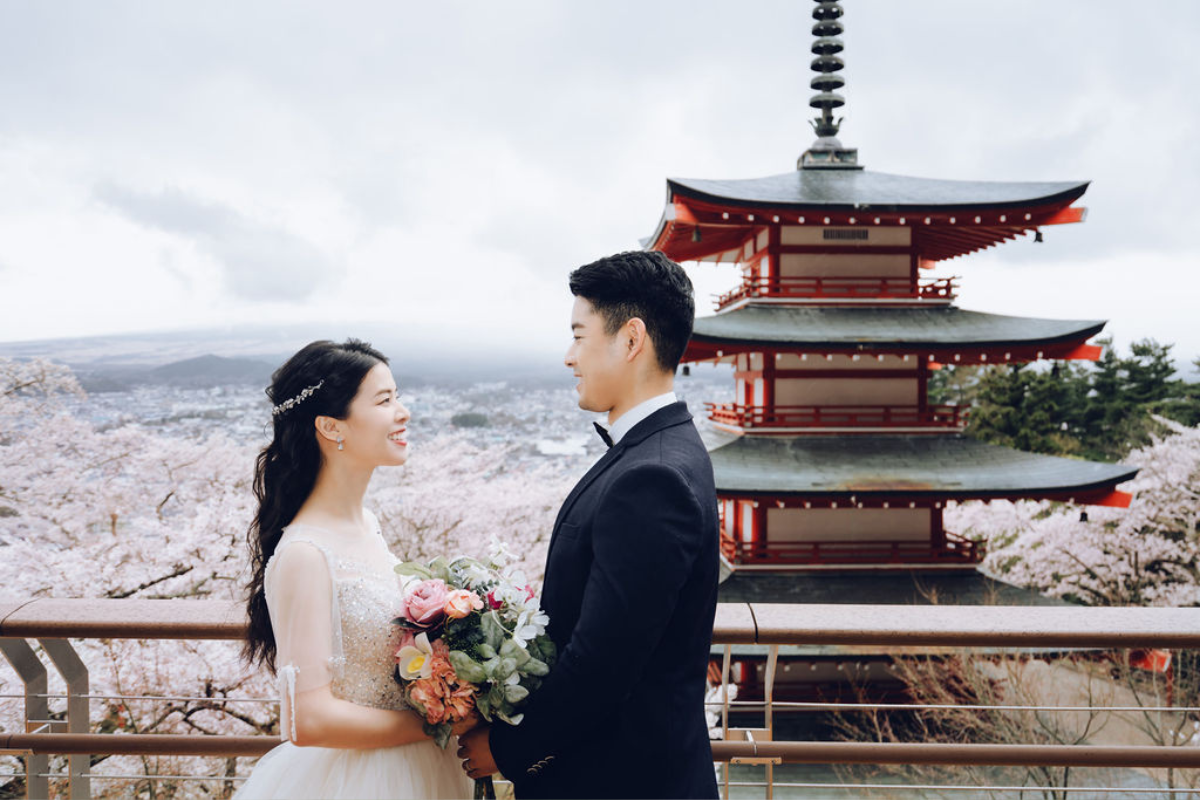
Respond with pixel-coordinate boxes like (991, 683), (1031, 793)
(569, 250), (695, 373)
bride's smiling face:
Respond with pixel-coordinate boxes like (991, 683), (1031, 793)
(339, 363), (411, 466)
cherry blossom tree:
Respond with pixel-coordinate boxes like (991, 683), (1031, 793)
(0, 357), (577, 797)
(948, 418), (1200, 607)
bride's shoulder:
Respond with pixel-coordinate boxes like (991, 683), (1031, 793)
(362, 507), (381, 534)
(266, 536), (332, 582)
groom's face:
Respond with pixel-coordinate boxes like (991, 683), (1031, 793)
(565, 296), (629, 414)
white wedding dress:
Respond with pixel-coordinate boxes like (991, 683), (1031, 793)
(235, 512), (472, 799)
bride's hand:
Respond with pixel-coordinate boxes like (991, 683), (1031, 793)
(451, 711), (481, 736)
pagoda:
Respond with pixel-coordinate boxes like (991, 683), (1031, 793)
(645, 1), (1137, 581)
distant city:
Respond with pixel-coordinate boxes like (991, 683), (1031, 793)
(1, 326), (735, 469)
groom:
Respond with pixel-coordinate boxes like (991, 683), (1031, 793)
(457, 250), (720, 798)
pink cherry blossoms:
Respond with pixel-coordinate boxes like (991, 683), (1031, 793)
(0, 357), (575, 796)
(948, 418), (1200, 607)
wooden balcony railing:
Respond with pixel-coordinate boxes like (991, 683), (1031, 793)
(719, 530), (984, 566)
(715, 275), (958, 309)
(706, 402), (969, 431)
(5, 599), (1200, 798)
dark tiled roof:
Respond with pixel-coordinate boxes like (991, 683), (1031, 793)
(669, 170), (1088, 211)
(717, 569), (1067, 607)
(707, 434), (1137, 499)
(691, 306), (1105, 350)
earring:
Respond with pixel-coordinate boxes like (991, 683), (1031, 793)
(336, 436), (344, 451)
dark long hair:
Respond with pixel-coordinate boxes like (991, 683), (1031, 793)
(243, 338), (388, 672)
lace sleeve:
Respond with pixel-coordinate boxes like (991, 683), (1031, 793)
(265, 540), (338, 741)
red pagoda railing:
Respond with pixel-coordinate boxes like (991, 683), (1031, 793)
(719, 530), (984, 566)
(714, 275), (958, 309)
(706, 403), (968, 431)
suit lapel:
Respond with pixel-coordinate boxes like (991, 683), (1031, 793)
(545, 403), (696, 560)
(546, 442), (625, 558)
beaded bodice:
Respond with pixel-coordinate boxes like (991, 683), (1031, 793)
(264, 518), (410, 721)
(327, 553), (409, 711)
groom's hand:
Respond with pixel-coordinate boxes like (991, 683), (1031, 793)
(457, 726), (498, 780)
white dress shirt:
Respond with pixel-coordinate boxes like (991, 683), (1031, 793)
(600, 391), (678, 446)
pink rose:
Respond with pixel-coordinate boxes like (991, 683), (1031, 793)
(444, 589), (484, 619)
(404, 579), (448, 628)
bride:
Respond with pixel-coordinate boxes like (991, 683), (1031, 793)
(237, 339), (473, 799)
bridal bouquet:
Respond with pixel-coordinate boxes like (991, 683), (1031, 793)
(392, 539), (556, 749)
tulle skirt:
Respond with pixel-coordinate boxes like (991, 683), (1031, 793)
(234, 739), (473, 799)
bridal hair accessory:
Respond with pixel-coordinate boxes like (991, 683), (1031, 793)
(272, 381), (325, 417)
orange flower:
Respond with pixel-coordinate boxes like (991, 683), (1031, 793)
(408, 678), (447, 724)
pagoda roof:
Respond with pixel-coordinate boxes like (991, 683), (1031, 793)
(647, 170), (1089, 262)
(668, 169), (1088, 212)
(687, 306), (1105, 360)
(706, 433), (1137, 503)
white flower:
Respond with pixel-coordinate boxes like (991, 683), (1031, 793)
(512, 609), (549, 649)
(395, 632), (434, 680)
(461, 561), (493, 588)
(488, 536), (515, 569)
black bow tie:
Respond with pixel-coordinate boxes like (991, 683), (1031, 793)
(593, 421), (613, 448)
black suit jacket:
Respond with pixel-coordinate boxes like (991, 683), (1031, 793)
(489, 402), (720, 799)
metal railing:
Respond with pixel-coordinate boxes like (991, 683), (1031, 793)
(4, 599), (1200, 798)
(715, 275), (958, 309)
(705, 402), (969, 432)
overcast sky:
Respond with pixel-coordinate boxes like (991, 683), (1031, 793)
(1, 1), (1197, 368)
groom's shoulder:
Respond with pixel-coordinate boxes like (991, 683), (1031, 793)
(625, 415), (710, 474)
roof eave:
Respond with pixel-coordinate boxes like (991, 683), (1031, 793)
(687, 320), (1109, 353)
(665, 177), (1090, 213)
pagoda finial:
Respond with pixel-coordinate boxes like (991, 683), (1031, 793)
(799, 1), (861, 170)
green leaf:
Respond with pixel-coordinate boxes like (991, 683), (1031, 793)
(395, 562), (434, 579)
(499, 639), (520, 659)
(496, 711), (525, 726)
(428, 557), (453, 583)
(476, 643), (497, 660)
(448, 651), (488, 683)
(481, 613), (505, 651)
(431, 722), (453, 750)
(482, 657), (500, 679)
(450, 556), (485, 575)
(503, 684), (529, 704)
(541, 637), (557, 659)
(518, 657), (549, 677)
(476, 693), (492, 721)
(489, 684), (506, 708)
(532, 636), (557, 666)
(497, 658), (517, 680)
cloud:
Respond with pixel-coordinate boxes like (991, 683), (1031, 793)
(0, 0), (1196, 358)
(93, 183), (337, 303)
